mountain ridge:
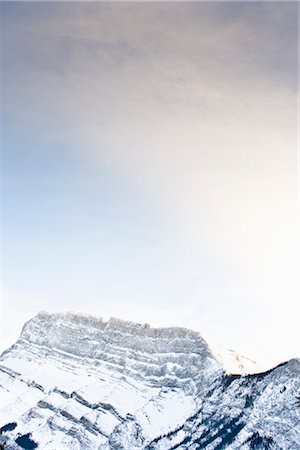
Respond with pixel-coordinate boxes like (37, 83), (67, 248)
(17, 311), (259, 375)
(0, 312), (299, 449)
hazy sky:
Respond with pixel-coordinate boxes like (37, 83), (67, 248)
(1, 2), (299, 369)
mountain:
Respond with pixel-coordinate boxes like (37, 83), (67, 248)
(0, 312), (299, 449)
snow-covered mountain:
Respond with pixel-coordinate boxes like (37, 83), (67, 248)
(0, 312), (299, 449)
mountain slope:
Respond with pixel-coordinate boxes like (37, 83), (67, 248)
(0, 312), (299, 449)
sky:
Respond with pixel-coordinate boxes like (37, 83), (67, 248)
(1, 2), (299, 370)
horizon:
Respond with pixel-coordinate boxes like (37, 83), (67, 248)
(1, 1), (299, 371)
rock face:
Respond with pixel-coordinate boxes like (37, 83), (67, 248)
(0, 312), (299, 449)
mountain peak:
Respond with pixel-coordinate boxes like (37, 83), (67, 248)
(1, 311), (299, 450)
(30, 311), (204, 339)
(18, 311), (256, 375)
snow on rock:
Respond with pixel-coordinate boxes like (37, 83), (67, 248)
(0, 312), (299, 449)
(203, 334), (260, 375)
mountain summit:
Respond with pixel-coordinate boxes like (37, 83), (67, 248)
(1, 312), (299, 449)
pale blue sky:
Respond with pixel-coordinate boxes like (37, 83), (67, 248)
(1, 2), (298, 369)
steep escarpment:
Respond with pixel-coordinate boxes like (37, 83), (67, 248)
(0, 312), (299, 449)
